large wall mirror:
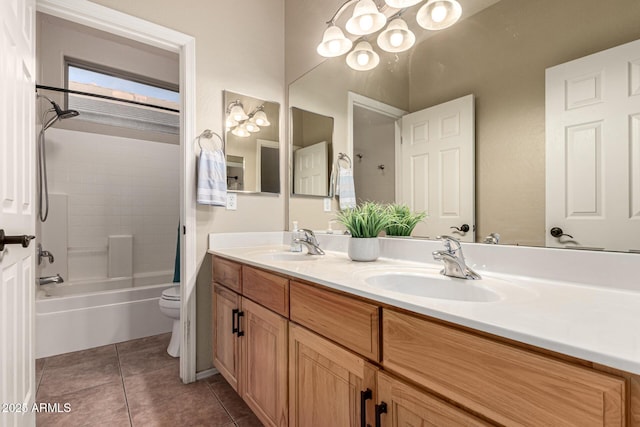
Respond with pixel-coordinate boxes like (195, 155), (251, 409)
(288, 0), (640, 252)
(291, 107), (334, 197)
(224, 90), (280, 193)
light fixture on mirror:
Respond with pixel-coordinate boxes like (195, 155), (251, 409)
(226, 102), (271, 138)
(377, 18), (415, 52)
(316, 0), (462, 71)
(346, 41), (380, 71)
(416, 0), (462, 30)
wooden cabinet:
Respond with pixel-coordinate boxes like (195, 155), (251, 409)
(376, 371), (490, 427)
(212, 283), (240, 391)
(290, 280), (380, 361)
(288, 323), (377, 427)
(382, 309), (626, 426)
(212, 258), (289, 427)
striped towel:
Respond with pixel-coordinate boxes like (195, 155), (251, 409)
(337, 164), (356, 210)
(197, 148), (227, 206)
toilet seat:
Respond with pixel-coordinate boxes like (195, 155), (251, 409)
(161, 286), (181, 301)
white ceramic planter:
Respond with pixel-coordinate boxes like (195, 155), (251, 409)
(348, 237), (380, 262)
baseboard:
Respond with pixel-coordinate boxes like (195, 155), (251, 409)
(196, 367), (219, 381)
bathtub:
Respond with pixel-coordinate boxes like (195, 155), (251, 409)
(36, 280), (176, 358)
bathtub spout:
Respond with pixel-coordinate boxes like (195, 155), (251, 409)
(39, 274), (64, 286)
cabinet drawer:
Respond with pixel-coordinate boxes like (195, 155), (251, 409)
(382, 309), (625, 426)
(290, 281), (380, 361)
(213, 257), (242, 292)
(242, 266), (289, 317)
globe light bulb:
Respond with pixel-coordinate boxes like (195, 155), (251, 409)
(431, 4), (448, 23)
(359, 14), (373, 32)
(357, 52), (370, 66)
(328, 39), (341, 53)
(389, 31), (404, 47)
(255, 118), (266, 126)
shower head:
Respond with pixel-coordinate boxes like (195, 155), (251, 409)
(38, 94), (79, 131)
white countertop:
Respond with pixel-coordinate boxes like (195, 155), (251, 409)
(208, 234), (640, 375)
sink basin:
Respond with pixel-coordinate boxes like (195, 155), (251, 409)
(254, 251), (319, 262)
(363, 272), (501, 302)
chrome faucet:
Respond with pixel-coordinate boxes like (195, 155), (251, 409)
(295, 229), (325, 255)
(37, 244), (55, 265)
(432, 235), (481, 280)
(38, 274), (64, 286)
(483, 233), (500, 244)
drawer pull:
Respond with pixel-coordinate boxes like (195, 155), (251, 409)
(237, 311), (245, 337)
(360, 389), (372, 427)
(374, 402), (387, 427)
(232, 308), (239, 334)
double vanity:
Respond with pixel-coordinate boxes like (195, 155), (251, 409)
(209, 232), (640, 426)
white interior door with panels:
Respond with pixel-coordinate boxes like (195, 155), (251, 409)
(399, 95), (475, 241)
(546, 38), (640, 251)
(294, 141), (328, 196)
(1, 0), (37, 425)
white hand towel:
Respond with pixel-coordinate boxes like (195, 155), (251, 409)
(338, 165), (356, 210)
(197, 148), (227, 206)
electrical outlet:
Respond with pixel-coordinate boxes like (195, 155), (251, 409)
(226, 193), (237, 210)
(323, 198), (332, 212)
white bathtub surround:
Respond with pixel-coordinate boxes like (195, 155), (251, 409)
(40, 193), (69, 280)
(41, 128), (179, 283)
(208, 231), (640, 375)
(108, 235), (133, 278)
(36, 283), (174, 358)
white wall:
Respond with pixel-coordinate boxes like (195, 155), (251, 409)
(41, 128), (179, 282)
(89, 0), (286, 371)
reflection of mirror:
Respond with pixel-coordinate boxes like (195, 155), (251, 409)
(288, 0), (640, 252)
(291, 107), (334, 197)
(223, 90), (280, 193)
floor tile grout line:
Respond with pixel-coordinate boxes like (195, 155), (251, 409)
(115, 344), (134, 427)
(206, 381), (238, 423)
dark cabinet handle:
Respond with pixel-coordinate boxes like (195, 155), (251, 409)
(374, 402), (387, 427)
(550, 227), (573, 239)
(232, 308), (239, 334)
(0, 229), (35, 251)
(360, 389), (372, 427)
(237, 311), (245, 337)
(450, 224), (470, 233)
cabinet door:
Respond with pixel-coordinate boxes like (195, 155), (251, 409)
(241, 298), (288, 427)
(289, 323), (376, 427)
(377, 371), (490, 427)
(212, 284), (240, 391)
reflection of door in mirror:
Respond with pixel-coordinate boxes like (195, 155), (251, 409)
(399, 95), (475, 241)
(227, 155), (244, 191)
(294, 141), (328, 196)
(546, 38), (640, 252)
(291, 107), (333, 196)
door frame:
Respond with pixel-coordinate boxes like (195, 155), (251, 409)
(36, 0), (197, 383)
(347, 92), (406, 199)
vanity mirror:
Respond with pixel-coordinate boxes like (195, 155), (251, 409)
(291, 107), (334, 197)
(224, 90), (280, 193)
(288, 0), (640, 252)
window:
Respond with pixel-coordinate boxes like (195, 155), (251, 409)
(66, 62), (180, 135)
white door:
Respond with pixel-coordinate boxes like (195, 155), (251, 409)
(294, 141), (328, 196)
(399, 95), (475, 241)
(1, 0), (37, 425)
(546, 38), (640, 251)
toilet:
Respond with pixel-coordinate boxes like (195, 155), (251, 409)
(159, 286), (180, 357)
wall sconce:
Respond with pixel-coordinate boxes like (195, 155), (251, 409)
(226, 101), (271, 138)
(317, 0), (462, 71)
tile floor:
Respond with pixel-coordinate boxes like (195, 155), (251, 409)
(35, 333), (263, 427)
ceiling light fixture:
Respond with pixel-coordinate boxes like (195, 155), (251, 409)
(317, 0), (462, 71)
(416, 0), (462, 30)
(226, 102), (270, 138)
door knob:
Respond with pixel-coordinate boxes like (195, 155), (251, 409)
(0, 229), (36, 251)
(450, 224), (470, 233)
(550, 227), (573, 239)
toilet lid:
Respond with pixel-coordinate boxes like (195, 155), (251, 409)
(161, 286), (181, 301)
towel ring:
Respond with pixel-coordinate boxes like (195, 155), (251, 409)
(337, 152), (351, 168)
(197, 129), (224, 152)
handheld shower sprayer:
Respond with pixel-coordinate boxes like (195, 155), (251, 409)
(36, 93), (80, 222)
